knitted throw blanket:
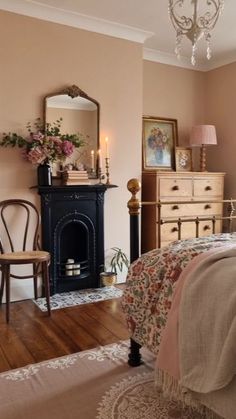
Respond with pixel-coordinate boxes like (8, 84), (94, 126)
(156, 245), (236, 419)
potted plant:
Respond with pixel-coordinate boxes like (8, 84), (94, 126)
(100, 247), (129, 286)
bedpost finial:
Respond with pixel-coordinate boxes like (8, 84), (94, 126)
(127, 178), (141, 215)
(127, 178), (141, 195)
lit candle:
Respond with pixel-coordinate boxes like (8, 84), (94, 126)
(105, 137), (109, 158)
(98, 149), (102, 171)
(91, 149), (95, 170)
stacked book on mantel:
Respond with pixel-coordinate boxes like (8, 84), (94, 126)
(62, 170), (91, 185)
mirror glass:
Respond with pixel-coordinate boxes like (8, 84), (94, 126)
(45, 85), (99, 176)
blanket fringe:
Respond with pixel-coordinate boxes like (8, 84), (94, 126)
(155, 368), (220, 419)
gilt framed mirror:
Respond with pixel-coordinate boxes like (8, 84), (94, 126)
(44, 84), (100, 178)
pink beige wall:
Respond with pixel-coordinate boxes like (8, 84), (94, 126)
(143, 61), (207, 171)
(143, 61), (206, 153)
(205, 62), (236, 198)
(0, 10), (143, 299)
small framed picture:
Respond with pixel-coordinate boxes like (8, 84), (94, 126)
(142, 116), (178, 171)
(175, 147), (192, 172)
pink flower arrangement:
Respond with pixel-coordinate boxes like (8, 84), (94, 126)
(0, 118), (85, 165)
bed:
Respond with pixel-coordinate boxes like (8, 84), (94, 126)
(122, 178), (236, 419)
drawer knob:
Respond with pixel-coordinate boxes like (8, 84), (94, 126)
(203, 225), (211, 231)
(172, 205), (179, 210)
(171, 227), (179, 233)
(172, 185), (179, 191)
(204, 204), (212, 210)
(205, 186), (212, 191)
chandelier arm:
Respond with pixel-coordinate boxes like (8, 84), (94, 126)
(170, 15), (193, 33)
(198, 0), (223, 30)
(169, 0), (193, 32)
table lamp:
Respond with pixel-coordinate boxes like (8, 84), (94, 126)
(190, 125), (217, 171)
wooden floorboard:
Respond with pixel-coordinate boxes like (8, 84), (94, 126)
(0, 288), (129, 373)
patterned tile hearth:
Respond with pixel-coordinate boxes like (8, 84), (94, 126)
(34, 286), (123, 311)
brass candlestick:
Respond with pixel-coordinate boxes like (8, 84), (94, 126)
(105, 157), (110, 185)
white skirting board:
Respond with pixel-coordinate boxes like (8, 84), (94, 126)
(1, 281), (41, 303)
(0, 275), (126, 303)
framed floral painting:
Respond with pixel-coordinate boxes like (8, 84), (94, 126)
(175, 147), (192, 172)
(142, 116), (178, 171)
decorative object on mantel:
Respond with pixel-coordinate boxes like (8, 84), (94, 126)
(0, 118), (86, 186)
(168, 0), (224, 66)
(190, 125), (217, 172)
(97, 148), (105, 184)
(100, 247), (129, 286)
(62, 169), (90, 185)
(104, 136), (111, 185)
(37, 161), (52, 186)
(94, 137), (112, 185)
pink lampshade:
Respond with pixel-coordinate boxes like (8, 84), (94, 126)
(190, 125), (217, 146)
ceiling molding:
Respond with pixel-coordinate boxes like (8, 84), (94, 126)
(143, 48), (236, 72)
(0, 0), (154, 44)
(202, 51), (236, 72)
(143, 48), (209, 72)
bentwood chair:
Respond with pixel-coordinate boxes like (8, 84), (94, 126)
(0, 199), (51, 322)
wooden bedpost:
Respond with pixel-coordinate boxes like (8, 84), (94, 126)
(127, 178), (142, 366)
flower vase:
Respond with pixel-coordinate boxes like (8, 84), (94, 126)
(37, 162), (52, 186)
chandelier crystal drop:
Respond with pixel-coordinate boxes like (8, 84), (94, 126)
(168, 0), (224, 65)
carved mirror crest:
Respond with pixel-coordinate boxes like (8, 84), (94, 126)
(44, 84), (100, 177)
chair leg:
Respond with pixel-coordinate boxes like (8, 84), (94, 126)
(5, 265), (10, 323)
(33, 263), (38, 300)
(0, 266), (5, 305)
(42, 261), (51, 316)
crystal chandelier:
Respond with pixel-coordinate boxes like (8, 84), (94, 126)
(168, 0), (224, 65)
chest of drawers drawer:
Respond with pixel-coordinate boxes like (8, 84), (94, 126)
(160, 220), (222, 242)
(159, 178), (192, 197)
(160, 202), (223, 218)
(194, 178), (223, 197)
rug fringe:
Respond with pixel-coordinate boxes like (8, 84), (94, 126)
(155, 368), (220, 419)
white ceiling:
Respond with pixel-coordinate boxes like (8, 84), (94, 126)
(1, 0), (236, 71)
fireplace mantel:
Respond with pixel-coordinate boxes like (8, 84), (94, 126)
(38, 184), (117, 294)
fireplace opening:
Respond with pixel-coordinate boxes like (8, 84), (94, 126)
(54, 212), (97, 293)
(59, 221), (89, 278)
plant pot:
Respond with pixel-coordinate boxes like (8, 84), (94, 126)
(37, 162), (52, 186)
(100, 272), (117, 287)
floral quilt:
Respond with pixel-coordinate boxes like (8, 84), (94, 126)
(122, 233), (236, 354)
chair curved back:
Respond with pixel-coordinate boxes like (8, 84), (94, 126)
(0, 199), (51, 322)
(0, 199), (40, 254)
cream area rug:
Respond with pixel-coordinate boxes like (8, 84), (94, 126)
(0, 340), (205, 419)
(34, 286), (123, 311)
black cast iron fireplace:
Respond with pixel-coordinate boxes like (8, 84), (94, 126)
(38, 184), (115, 294)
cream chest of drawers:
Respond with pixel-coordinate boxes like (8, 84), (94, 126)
(141, 171), (225, 253)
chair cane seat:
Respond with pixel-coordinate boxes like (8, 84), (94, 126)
(0, 251), (50, 264)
